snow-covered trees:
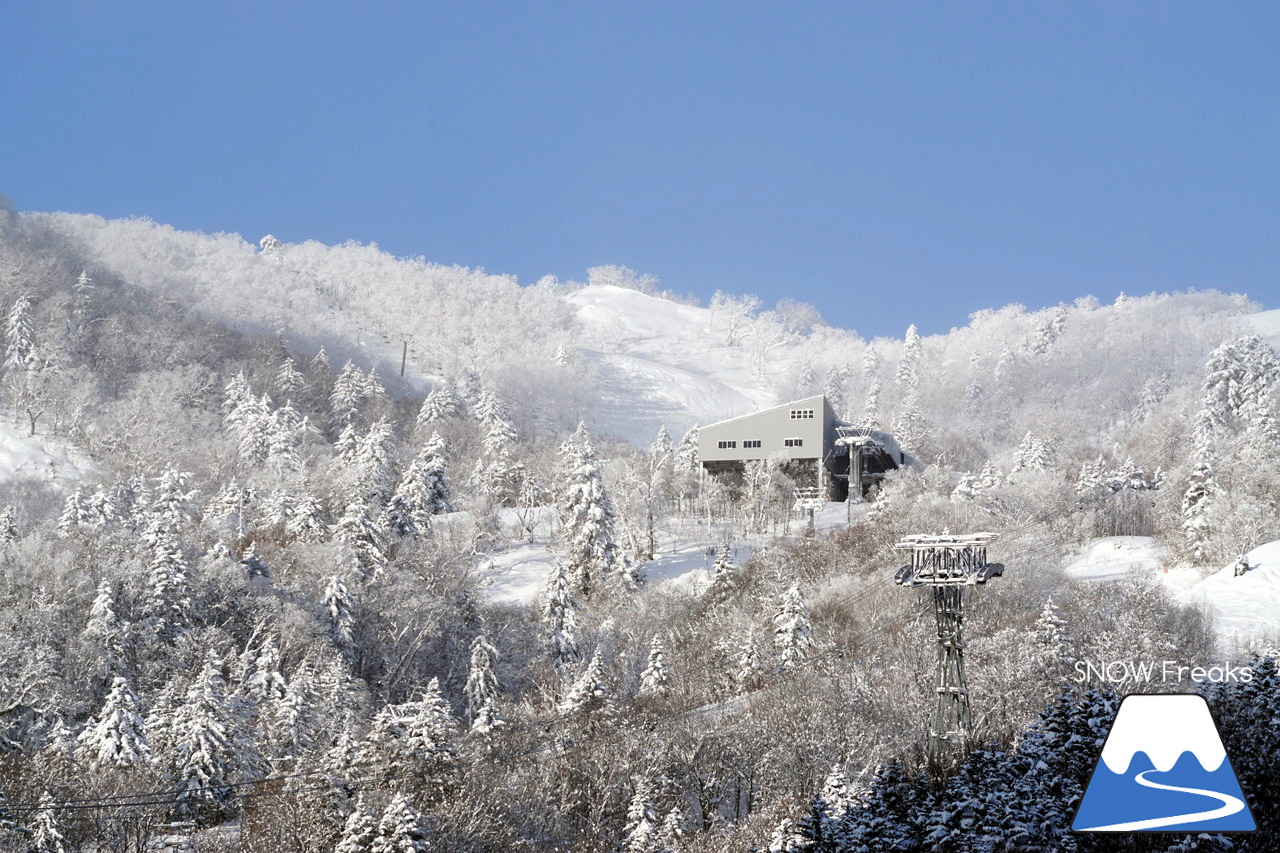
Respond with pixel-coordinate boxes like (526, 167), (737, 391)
(542, 561), (580, 666)
(559, 647), (612, 715)
(167, 655), (239, 820)
(1181, 460), (1218, 562)
(464, 634), (500, 720)
(557, 423), (622, 596)
(638, 635), (671, 698)
(372, 794), (431, 853)
(324, 574), (357, 656)
(29, 792), (67, 853)
(1193, 334), (1280, 452)
(144, 533), (193, 640)
(335, 799), (378, 853)
(360, 678), (458, 792)
(1010, 431), (1054, 474)
(76, 676), (151, 770)
(773, 583), (813, 671)
(704, 544), (738, 606)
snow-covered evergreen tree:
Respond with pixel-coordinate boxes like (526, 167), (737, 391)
(330, 360), (366, 432)
(336, 501), (387, 574)
(276, 357), (303, 397)
(169, 654), (238, 820)
(542, 561), (580, 666)
(773, 583), (813, 671)
(372, 794), (430, 853)
(4, 295), (37, 370)
(559, 647), (611, 715)
(1181, 460), (1218, 562)
(361, 677), (458, 788)
(638, 635), (671, 698)
(704, 543), (737, 606)
(144, 532), (192, 640)
(76, 675), (151, 770)
(335, 798), (378, 853)
(29, 791), (67, 853)
(0, 505), (17, 544)
(623, 776), (660, 853)
(1010, 431), (1053, 473)
(464, 633), (500, 721)
(323, 574), (357, 656)
(557, 423), (620, 596)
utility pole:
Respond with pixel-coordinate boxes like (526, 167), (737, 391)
(893, 532), (1003, 775)
(399, 333), (414, 377)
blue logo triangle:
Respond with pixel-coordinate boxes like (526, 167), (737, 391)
(1073, 693), (1255, 833)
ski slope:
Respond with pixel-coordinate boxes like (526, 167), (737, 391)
(0, 422), (93, 488)
(565, 285), (789, 444)
(1063, 536), (1280, 654)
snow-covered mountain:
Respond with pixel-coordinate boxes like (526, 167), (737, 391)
(564, 285), (785, 442)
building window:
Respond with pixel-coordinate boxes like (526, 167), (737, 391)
(743, 440), (761, 448)
(784, 438), (804, 447)
(789, 408), (815, 419)
(717, 440), (737, 449)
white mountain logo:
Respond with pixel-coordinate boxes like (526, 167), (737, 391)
(1073, 693), (1255, 832)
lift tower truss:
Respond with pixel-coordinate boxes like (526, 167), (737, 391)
(894, 532), (1003, 772)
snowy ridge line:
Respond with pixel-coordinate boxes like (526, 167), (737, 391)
(9, 562), (910, 815)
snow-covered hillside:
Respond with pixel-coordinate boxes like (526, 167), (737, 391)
(565, 286), (787, 442)
(1064, 536), (1280, 654)
(1246, 307), (1280, 352)
(0, 422), (92, 488)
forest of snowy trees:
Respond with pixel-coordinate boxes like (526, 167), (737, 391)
(0, 207), (1275, 852)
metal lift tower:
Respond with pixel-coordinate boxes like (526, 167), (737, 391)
(894, 532), (1003, 772)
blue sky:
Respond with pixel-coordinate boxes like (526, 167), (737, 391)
(3, 2), (1277, 337)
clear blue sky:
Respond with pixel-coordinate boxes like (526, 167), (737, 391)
(3, 2), (1277, 337)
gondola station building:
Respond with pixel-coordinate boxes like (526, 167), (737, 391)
(697, 394), (910, 501)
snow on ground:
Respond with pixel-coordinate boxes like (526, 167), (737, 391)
(1246, 307), (1280, 352)
(1062, 536), (1172, 582)
(479, 500), (850, 603)
(1182, 542), (1280, 654)
(0, 422), (93, 488)
(565, 286), (792, 444)
(1063, 536), (1280, 654)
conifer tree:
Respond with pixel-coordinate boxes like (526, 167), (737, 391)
(330, 360), (366, 432)
(276, 357), (303, 397)
(638, 635), (671, 698)
(0, 505), (17, 544)
(361, 678), (458, 788)
(169, 655), (238, 821)
(464, 634), (500, 721)
(1181, 460), (1218, 562)
(335, 798), (378, 853)
(144, 533), (193, 640)
(84, 577), (127, 674)
(542, 561), (580, 666)
(704, 543), (737, 606)
(623, 777), (660, 853)
(4, 295), (36, 370)
(76, 676), (151, 770)
(323, 574), (357, 656)
(559, 647), (611, 715)
(372, 794), (431, 853)
(336, 501), (387, 573)
(30, 791), (67, 853)
(557, 423), (620, 596)
(773, 583), (813, 671)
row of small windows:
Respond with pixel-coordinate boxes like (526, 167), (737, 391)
(718, 438), (804, 449)
(789, 408), (816, 419)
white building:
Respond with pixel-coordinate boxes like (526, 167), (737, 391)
(698, 394), (909, 500)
